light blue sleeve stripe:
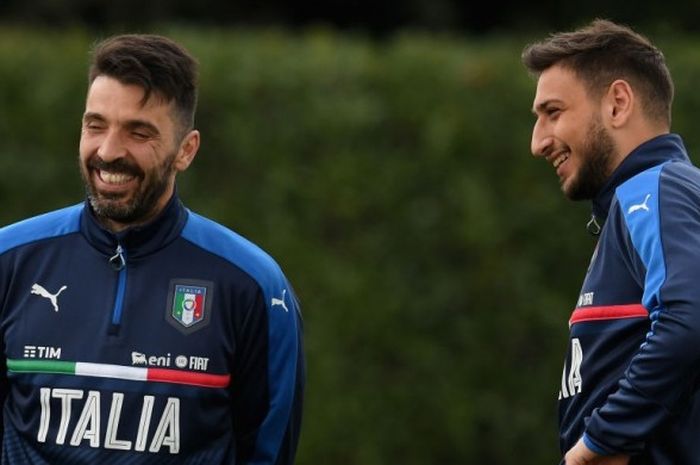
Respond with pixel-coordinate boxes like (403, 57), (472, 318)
(0, 204), (83, 255)
(615, 164), (667, 311)
(583, 432), (611, 455)
(181, 211), (299, 464)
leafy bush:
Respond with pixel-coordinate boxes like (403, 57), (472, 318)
(2, 27), (700, 465)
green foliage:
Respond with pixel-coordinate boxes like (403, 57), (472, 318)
(3, 27), (700, 465)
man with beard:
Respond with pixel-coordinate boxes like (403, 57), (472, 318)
(524, 19), (700, 465)
(0, 35), (304, 464)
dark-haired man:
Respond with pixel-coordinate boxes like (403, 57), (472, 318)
(0, 34), (304, 464)
(525, 19), (700, 465)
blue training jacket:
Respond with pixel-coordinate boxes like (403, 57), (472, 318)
(559, 133), (700, 464)
(0, 194), (305, 464)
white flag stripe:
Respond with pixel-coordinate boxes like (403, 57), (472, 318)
(75, 362), (148, 381)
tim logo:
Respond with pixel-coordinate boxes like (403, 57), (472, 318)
(24, 345), (62, 359)
(165, 280), (213, 335)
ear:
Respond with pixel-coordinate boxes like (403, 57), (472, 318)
(174, 129), (200, 172)
(604, 79), (634, 129)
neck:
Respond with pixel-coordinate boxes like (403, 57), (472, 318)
(610, 123), (670, 174)
(97, 208), (163, 233)
(92, 188), (175, 234)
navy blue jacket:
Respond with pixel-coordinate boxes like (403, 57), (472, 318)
(559, 134), (700, 464)
(0, 195), (304, 464)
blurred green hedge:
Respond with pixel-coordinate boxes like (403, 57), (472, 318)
(2, 27), (700, 465)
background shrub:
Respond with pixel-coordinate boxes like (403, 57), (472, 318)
(2, 28), (699, 464)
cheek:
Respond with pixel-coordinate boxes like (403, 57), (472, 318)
(554, 120), (583, 148)
(78, 134), (97, 159)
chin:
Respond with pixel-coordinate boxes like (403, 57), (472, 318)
(561, 182), (580, 201)
(560, 178), (573, 196)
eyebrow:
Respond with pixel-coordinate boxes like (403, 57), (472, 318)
(125, 120), (160, 135)
(83, 112), (160, 135)
(82, 112), (105, 123)
(531, 99), (563, 115)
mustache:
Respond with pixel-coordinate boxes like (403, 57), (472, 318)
(87, 156), (143, 177)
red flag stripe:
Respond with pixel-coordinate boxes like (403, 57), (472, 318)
(193, 294), (203, 318)
(569, 304), (648, 326)
(147, 368), (231, 388)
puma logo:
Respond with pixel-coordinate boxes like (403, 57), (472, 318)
(628, 194), (651, 214)
(31, 283), (67, 312)
(271, 290), (289, 312)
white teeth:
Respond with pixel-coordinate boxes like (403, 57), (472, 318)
(553, 153), (569, 168)
(100, 171), (134, 185)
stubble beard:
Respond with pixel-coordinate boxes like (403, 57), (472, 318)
(81, 152), (177, 226)
(565, 117), (616, 201)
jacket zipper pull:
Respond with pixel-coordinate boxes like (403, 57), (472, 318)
(109, 244), (126, 271)
(586, 215), (601, 236)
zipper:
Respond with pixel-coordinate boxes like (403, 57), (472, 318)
(108, 244), (127, 332)
(586, 214), (601, 236)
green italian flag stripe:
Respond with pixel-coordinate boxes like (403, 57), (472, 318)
(7, 359), (230, 388)
(8, 359), (75, 374)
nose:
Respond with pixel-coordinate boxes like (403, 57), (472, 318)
(96, 129), (127, 162)
(530, 118), (553, 158)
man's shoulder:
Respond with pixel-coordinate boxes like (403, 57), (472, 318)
(0, 204), (83, 256)
(615, 159), (700, 204)
(658, 158), (700, 187)
(180, 210), (287, 288)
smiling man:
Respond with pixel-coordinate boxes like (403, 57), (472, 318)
(0, 35), (304, 464)
(80, 74), (199, 230)
(524, 20), (700, 465)
(80, 73), (196, 229)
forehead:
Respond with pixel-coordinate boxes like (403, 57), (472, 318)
(85, 75), (174, 123)
(533, 64), (591, 111)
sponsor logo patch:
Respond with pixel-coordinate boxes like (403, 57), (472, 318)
(165, 280), (213, 334)
(24, 345), (62, 359)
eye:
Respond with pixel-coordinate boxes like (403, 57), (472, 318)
(83, 121), (105, 131)
(131, 131), (150, 140)
(546, 107), (561, 118)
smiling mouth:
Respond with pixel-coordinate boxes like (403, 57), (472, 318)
(552, 151), (569, 169)
(92, 169), (140, 196)
(98, 170), (136, 185)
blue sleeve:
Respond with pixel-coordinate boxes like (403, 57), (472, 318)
(234, 283), (304, 465)
(0, 249), (10, 455)
(0, 339), (6, 456)
(585, 163), (700, 453)
(180, 213), (305, 464)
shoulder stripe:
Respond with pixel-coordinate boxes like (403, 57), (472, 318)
(180, 211), (286, 292)
(0, 204), (83, 255)
(569, 304), (648, 326)
(181, 211), (300, 462)
(615, 163), (666, 311)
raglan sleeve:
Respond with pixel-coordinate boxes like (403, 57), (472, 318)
(232, 272), (305, 465)
(582, 165), (700, 455)
(0, 333), (6, 450)
(0, 253), (9, 450)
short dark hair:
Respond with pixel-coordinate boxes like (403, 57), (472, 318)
(522, 19), (674, 124)
(89, 34), (199, 134)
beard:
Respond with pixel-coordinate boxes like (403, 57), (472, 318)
(565, 116), (616, 201)
(80, 152), (177, 226)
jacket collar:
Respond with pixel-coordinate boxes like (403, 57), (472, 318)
(80, 192), (189, 258)
(589, 133), (689, 231)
